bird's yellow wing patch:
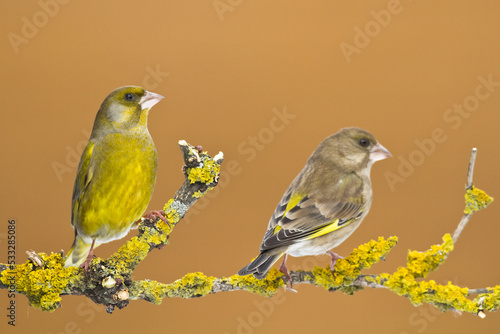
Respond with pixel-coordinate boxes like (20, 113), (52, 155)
(284, 192), (306, 214)
(273, 192), (307, 235)
(304, 218), (351, 240)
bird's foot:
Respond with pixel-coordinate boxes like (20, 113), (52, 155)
(327, 251), (344, 275)
(80, 240), (96, 272)
(133, 210), (170, 229)
(80, 255), (93, 272)
(144, 210), (169, 225)
(279, 254), (297, 292)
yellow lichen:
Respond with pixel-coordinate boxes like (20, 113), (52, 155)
(464, 186), (494, 214)
(230, 268), (285, 297)
(192, 187), (214, 199)
(313, 236), (398, 291)
(163, 199), (180, 225)
(365, 276), (378, 284)
(406, 234), (454, 278)
(129, 279), (169, 305)
(141, 225), (168, 245)
(193, 191), (204, 198)
(382, 235), (455, 297)
(156, 221), (172, 239)
(0, 253), (79, 312)
(107, 236), (150, 273)
(383, 270), (473, 312)
(187, 157), (220, 184)
(302, 273), (315, 282)
(377, 233), (499, 314)
(476, 286), (500, 313)
(165, 272), (216, 298)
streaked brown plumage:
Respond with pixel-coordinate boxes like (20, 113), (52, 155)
(238, 127), (391, 283)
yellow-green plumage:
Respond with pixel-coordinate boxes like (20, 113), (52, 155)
(65, 86), (164, 267)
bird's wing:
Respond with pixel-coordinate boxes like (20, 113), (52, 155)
(71, 140), (95, 227)
(260, 173), (365, 251)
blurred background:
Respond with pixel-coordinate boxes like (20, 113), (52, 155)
(1, 1), (500, 333)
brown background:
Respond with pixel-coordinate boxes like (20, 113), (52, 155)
(1, 1), (500, 333)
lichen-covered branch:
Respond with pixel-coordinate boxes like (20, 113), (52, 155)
(373, 148), (498, 317)
(0, 148), (498, 317)
(451, 147), (493, 243)
(123, 236), (398, 302)
(0, 141), (224, 313)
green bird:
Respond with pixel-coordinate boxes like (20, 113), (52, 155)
(238, 127), (391, 284)
(65, 86), (164, 268)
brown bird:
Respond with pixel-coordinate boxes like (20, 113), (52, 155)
(238, 127), (391, 284)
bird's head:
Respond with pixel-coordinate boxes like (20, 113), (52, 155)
(321, 127), (392, 172)
(92, 86), (164, 136)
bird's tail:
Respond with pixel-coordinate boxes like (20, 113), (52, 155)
(64, 234), (94, 268)
(237, 252), (284, 279)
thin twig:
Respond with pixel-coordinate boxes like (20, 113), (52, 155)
(452, 148), (477, 243)
(468, 288), (493, 295)
(452, 215), (472, 243)
(466, 148), (477, 189)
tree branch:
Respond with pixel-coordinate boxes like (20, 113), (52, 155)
(1, 147), (498, 317)
(0, 141), (224, 313)
(452, 147), (477, 242)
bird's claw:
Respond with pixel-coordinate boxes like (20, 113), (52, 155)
(279, 254), (297, 292)
(80, 241), (96, 273)
(327, 251), (343, 275)
(142, 210), (170, 228)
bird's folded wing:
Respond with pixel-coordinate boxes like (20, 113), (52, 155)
(260, 173), (365, 251)
(71, 140), (95, 227)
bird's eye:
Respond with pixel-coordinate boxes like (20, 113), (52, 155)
(124, 93), (135, 101)
(358, 138), (369, 147)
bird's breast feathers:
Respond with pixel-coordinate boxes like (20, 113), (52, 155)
(72, 132), (158, 242)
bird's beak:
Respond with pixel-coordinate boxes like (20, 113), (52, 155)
(140, 91), (164, 110)
(370, 143), (392, 162)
